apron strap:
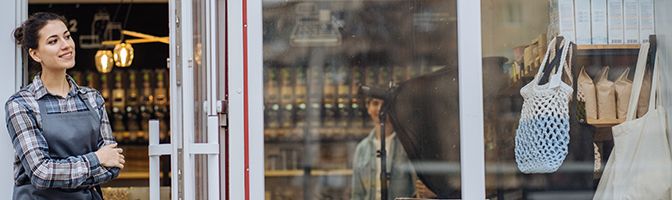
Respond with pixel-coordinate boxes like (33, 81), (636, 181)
(95, 185), (104, 200)
(77, 92), (101, 121)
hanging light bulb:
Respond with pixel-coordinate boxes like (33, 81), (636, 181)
(95, 50), (114, 73)
(113, 42), (134, 67)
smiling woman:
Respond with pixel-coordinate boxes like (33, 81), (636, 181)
(6, 12), (124, 200)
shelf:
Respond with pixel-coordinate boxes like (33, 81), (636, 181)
(575, 44), (641, 56)
(587, 118), (625, 128)
(117, 171), (169, 179)
(117, 171), (149, 179)
(265, 169), (353, 177)
(264, 127), (370, 143)
(576, 44), (640, 50)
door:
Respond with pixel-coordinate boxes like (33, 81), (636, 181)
(149, 0), (222, 200)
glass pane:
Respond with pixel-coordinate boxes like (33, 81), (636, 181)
(192, 0), (210, 199)
(482, 0), (670, 199)
(263, 0), (460, 199)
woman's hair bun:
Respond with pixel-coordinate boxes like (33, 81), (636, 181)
(13, 26), (24, 45)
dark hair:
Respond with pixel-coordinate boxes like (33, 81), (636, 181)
(13, 12), (68, 51)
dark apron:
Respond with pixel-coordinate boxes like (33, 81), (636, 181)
(13, 93), (104, 200)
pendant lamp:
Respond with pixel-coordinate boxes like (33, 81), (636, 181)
(113, 42), (134, 67)
(95, 50), (114, 73)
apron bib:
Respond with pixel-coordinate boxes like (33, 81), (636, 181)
(13, 93), (103, 200)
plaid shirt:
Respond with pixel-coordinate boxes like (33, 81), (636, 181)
(5, 74), (119, 189)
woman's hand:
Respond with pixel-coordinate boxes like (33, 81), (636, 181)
(94, 143), (125, 169)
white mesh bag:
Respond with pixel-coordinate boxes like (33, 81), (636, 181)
(515, 38), (573, 174)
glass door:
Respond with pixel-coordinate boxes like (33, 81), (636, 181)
(149, 0), (221, 200)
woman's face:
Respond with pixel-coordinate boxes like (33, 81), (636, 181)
(29, 20), (76, 71)
(367, 98), (384, 124)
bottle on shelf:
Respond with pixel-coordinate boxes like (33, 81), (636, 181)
(85, 71), (99, 90)
(279, 67), (294, 130)
(112, 71), (129, 144)
(322, 65), (337, 130)
(125, 71), (143, 144)
(98, 73), (115, 140)
(154, 69), (170, 143)
(264, 67), (280, 130)
(336, 66), (351, 130)
(308, 66), (323, 129)
(139, 70), (155, 143)
(355, 66), (369, 128)
(294, 66), (307, 129)
(99, 73), (111, 110)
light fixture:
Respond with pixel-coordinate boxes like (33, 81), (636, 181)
(113, 42), (134, 67)
(113, 0), (134, 67)
(95, 50), (114, 73)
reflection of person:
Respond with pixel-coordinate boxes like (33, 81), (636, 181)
(6, 12), (123, 199)
(352, 98), (434, 199)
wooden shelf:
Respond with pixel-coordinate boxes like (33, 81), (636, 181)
(587, 118), (625, 128)
(117, 171), (149, 179)
(265, 169), (353, 177)
(576, 44), (640, 50)
(264, 127), (370, 143)
(117, 171), (168, 179)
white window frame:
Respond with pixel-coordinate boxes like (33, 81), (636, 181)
(234, 0), (486, 199)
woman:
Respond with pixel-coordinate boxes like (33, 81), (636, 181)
(6, 12), (124, 199)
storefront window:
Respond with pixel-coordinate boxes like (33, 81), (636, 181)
(481, 0), (672, 199)
(263, 0), (460, 199)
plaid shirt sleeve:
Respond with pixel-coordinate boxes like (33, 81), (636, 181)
(5, 91), (120, 189)
(82, 91), (120, 185)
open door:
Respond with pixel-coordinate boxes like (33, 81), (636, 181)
(149, 0), (222, 200)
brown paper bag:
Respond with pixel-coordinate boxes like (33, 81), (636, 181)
(578, 66), (598, 120)
(596, 66), (617, 120)
(637, 70), (652, 118)
(614, 68), (632, 120)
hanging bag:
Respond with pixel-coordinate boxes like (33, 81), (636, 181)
(614, 68), (632, 120)
(577, 66), (598, 121)
(594, 44), (672, 200)
(515, 38), (573, 174)
(596, 66), (617, 120)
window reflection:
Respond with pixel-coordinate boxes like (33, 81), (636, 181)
(263, 0), (458, 199)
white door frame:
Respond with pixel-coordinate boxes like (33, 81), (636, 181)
(227, 0), (265, 199)
(0, 1), (27, 199)
(457, 0), (486, 199)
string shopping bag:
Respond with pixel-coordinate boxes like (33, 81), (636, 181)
(515, 38), (573, 174)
